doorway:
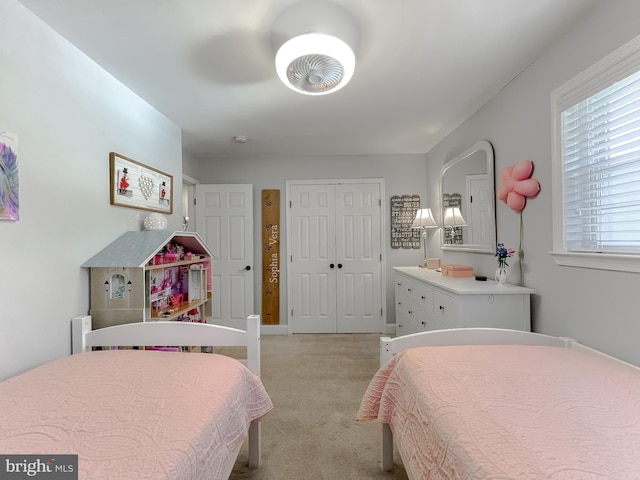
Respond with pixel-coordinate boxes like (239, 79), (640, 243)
(195, 184), (254, 329)
(465, 174), (492, 247)
(182, 174), (198, 232)
(286, 179), (385, 333)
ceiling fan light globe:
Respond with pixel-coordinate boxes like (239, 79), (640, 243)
(276, 33), (355, 95)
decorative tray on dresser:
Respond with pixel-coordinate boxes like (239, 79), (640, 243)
(393, 266), (535, 336)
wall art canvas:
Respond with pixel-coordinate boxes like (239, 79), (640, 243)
(0, 130), (19, 221)
(109, 152), (173, 214)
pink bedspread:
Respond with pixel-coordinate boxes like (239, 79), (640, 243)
(0, 350), (273, 480)
(358, 345), (640, 479)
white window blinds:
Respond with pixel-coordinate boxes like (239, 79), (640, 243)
(561, 69), (640, 253)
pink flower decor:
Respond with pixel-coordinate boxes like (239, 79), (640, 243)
(497, 160), (540, 212)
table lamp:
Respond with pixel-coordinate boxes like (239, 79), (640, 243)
(412, 208), (440, 269)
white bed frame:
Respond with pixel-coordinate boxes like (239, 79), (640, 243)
(378, 327), (636, 477)
(71, 314), (264, 477)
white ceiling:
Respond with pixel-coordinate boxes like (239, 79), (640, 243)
(19, 0), (597, 161)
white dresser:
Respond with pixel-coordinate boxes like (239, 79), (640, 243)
(394, 266), (534, 336)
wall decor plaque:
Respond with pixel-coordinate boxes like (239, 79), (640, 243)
(443, 192), (463, 244)
(390, 194), (421, 249)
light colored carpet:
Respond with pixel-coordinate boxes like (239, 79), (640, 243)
(225, 333), (409, 480)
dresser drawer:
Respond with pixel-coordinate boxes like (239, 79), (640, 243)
(396, 301), (424, 335)
(422, 312), (449, 332)
(395, 278), (408, 300)
(433, 290), (460, 328)
(398, 276), (434, 313)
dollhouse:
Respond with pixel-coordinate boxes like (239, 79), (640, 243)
(83, 230), (213, 329)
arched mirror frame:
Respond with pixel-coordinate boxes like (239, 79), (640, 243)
(439, 140), (496, 254)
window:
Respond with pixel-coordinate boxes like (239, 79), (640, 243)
(551, 34), (640, 272)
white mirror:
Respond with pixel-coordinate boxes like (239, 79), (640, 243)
(440, 140), (496, 253)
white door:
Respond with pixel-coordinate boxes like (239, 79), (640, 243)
(466, 174), (493, 247)
(288, 181), (384, 334)
(289, 184), (337, 333)
(335, 184), (383, 333)
(195, 184), (254, 328)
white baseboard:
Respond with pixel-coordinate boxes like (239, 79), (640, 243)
(261, 325), (288, 335)
(209, 319), (390, 336)
(207, 319), (289, 335)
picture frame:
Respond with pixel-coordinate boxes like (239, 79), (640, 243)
(109, 152), (173, 214)
(0, 130), (19, 221)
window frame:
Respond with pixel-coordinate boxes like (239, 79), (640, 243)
(550, 34), (640, 273)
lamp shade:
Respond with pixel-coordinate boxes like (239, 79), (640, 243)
(443, 207), (467, 227)
(412, 208), (438, 228)
(276, 33), (355, 95)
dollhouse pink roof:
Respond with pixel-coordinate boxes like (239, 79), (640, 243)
(82, 230), (214, 268)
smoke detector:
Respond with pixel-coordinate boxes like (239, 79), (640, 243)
(275, 33), (355, 95)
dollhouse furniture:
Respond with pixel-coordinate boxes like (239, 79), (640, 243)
(394, 266), (533, 336)
(0, 315), (272, 480)
(358, 328), (640, 479)
(83, 230), (213, 329)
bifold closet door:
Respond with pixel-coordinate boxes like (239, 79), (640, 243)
(289, 182), (383, 333)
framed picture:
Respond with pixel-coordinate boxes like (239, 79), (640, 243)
(0, 130), (19, 221)
(109, 152), (173, 214)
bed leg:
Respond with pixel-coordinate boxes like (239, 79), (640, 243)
(382, 423), (393, 471)
(248, 419), (261, 468)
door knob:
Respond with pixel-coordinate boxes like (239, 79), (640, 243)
(330, 263), (335, 269)
(239, 265), (251, 272)
(337, 263), (343, 269)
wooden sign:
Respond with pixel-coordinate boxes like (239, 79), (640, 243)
(390, 194), (421, 249)
(261, 190), (280, 325)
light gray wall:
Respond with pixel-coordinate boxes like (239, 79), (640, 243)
(192, 154), (428, 328)
(425, 0), (640, 365)
(0, 1), (184, 380)
(182, 149), (200, 180)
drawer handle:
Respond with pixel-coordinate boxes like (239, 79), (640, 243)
(439, 305), (445, 311)
(421, 295), (426, 300)
(407, 288), (412, 292)
(421, 321), (426, 326)
(408, 310), (413, 315)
